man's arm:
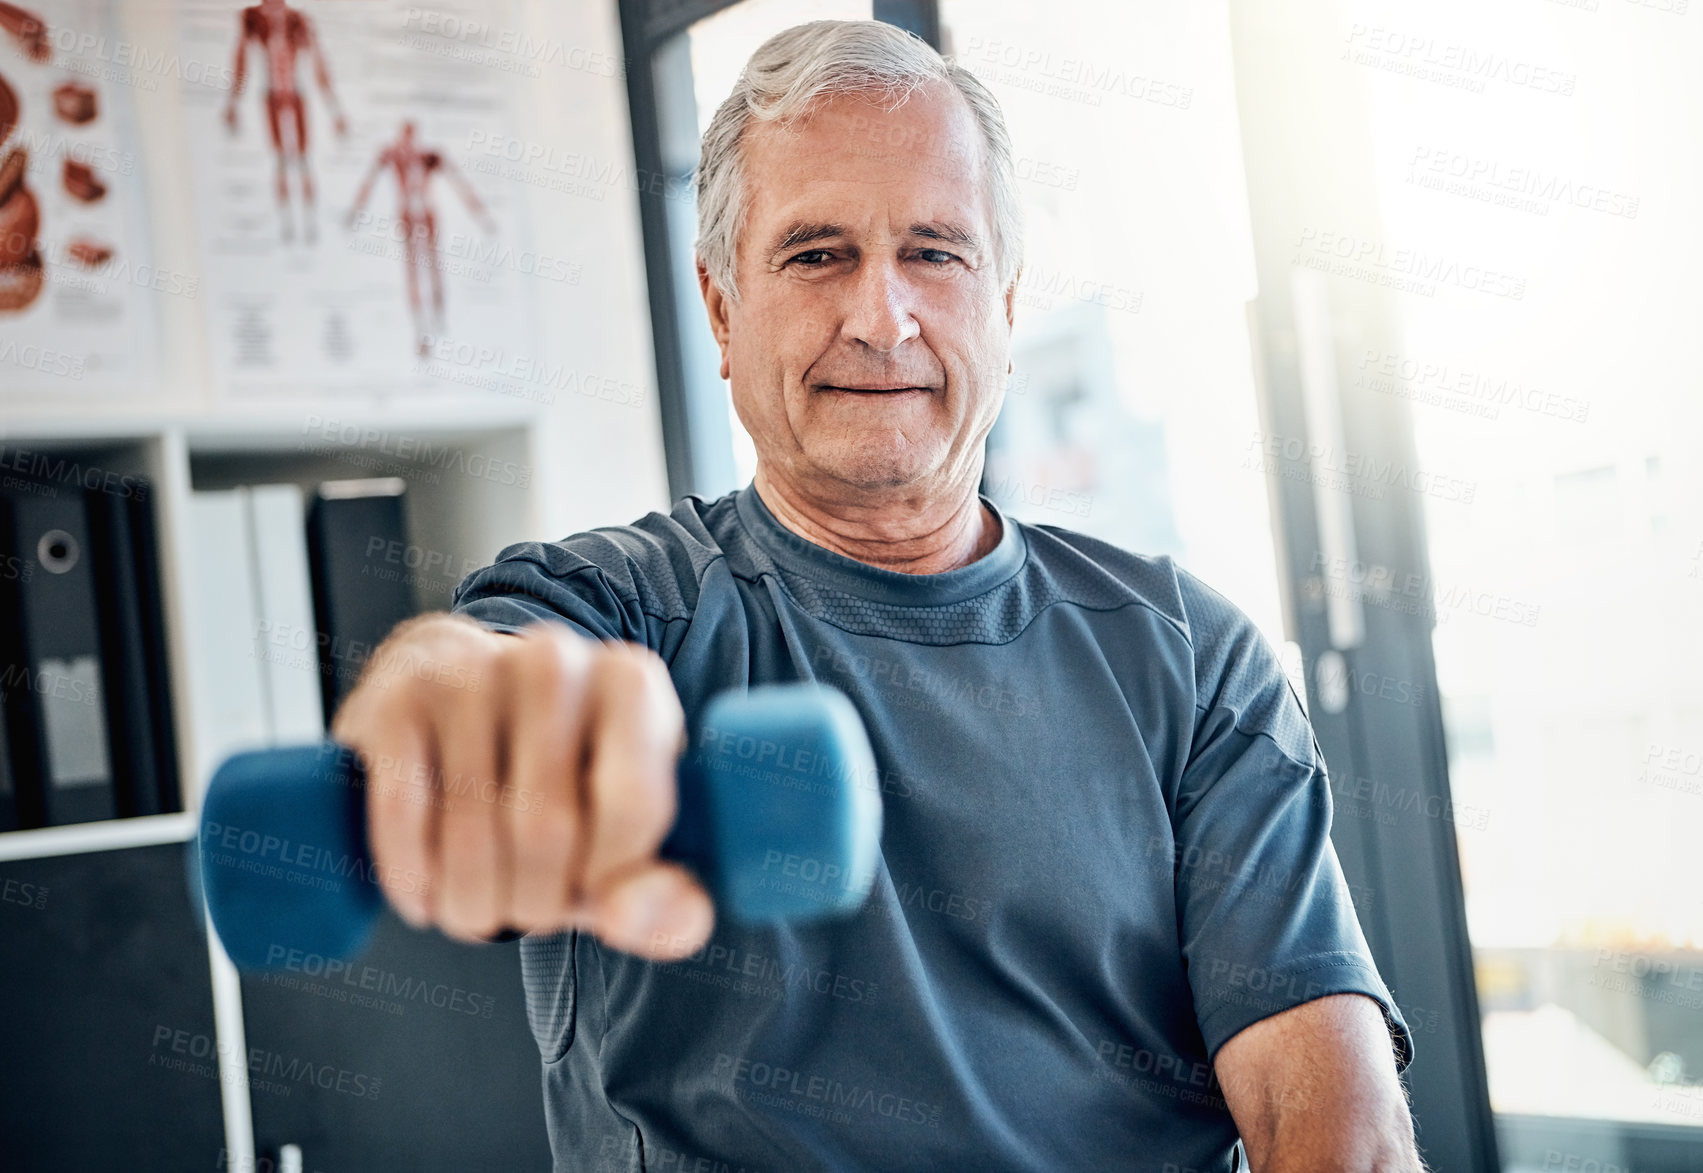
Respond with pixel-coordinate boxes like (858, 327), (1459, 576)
(1215, 993), (1426, 1173)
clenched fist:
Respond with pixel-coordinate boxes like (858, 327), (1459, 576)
(330, 613), (713, 959)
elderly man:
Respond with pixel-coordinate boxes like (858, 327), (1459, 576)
(335, 20), (1424, 1173)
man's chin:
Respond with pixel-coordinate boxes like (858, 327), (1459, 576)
(799, 447), (945, 495)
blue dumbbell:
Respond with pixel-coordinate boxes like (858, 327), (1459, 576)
(197, 684), (884, 970)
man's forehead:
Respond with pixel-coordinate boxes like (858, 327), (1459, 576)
(745, 85), (981, 170)
(740, 88), (991, 239)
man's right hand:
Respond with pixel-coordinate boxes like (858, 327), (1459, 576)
(330, 613), (714, 960)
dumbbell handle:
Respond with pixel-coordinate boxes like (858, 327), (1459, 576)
(197, 683), (884, 971)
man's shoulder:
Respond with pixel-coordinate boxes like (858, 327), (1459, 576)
(1015, 518), (1259, 656)
(456, 493), (733, 616)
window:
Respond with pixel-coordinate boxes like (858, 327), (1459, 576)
(1350, 0), (1703, 1163)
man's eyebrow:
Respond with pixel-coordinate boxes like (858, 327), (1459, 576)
(770, 222), (847, 254)
(909, 222), (981, 250)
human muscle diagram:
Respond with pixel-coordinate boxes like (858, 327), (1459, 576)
(0, 0), (159, 391)
(223, 0), (346, 243)
(179, 0), (540, 394)
(0, 43), (42, 312)
(51, 80), (94, 123)
(0, 135), (43, 312)
(0, 2), (48, 63)
(347, 120), (496, 355)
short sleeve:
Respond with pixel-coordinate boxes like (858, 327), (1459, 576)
(1172, 573), (1413, 1071)
(450, 544), (630, 642)
(449, 519), (714, 657)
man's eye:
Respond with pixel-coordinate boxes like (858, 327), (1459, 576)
(789, 250), (832, 266)
(916, 249), (957, 265)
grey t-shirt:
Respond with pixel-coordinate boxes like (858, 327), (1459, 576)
(452, 484), (1412, 1173)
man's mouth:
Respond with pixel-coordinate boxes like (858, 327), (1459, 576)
(817, 384), (932, 394)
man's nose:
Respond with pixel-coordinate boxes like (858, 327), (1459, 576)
(841, 259), (921, 354)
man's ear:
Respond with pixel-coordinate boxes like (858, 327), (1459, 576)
(697, 257), (733, 381)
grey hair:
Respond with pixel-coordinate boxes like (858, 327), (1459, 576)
(694, 20), (1024, 301)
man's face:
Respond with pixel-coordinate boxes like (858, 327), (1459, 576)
(700, 85), (1014, 500)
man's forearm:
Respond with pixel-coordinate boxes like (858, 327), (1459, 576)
(1254, 1091), (1427, 1173)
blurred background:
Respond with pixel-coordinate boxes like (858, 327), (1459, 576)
(0, 0), (1697, 1170)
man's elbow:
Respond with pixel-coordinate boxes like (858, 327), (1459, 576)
(1260, 1092), (1426, 1173)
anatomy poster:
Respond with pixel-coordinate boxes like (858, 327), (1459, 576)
(177, 0), (542, 396)
(0, 0), (159, 393)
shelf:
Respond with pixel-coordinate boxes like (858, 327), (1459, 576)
(0, 812), (197, 863)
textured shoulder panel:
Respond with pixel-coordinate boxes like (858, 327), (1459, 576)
(1174, 567), (1318, 770)
(451, 496), (729, 641)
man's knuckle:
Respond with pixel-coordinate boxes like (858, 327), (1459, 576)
(514, 802), (577, 861)
(594, 644), (654, 696)
(437, 812), (492, 863)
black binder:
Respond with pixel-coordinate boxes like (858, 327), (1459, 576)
(87, 485), (180, 817)
(307, 479), (417, 724)
(8, 484), (119, 825)
(0, 472), (181, 827)
(0, 494), (36, 830)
